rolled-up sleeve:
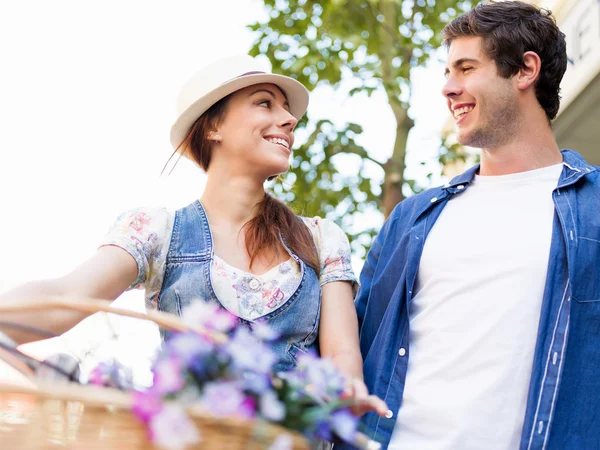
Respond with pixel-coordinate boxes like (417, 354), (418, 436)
(99, 207), (172, 293)
(304, 216), (359, 296)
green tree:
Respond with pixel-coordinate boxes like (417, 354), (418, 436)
(249, 0), (472, 258)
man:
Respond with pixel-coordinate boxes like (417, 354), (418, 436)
(345, 2), (600, 449)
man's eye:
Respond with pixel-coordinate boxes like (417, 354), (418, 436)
(462, 67), (473, 73)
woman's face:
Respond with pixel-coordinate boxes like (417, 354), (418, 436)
(210, 83), (298, 179)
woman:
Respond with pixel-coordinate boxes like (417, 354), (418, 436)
(0, 55), (386, 416)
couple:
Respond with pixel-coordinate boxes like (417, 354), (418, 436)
(2, 2), (599, 449)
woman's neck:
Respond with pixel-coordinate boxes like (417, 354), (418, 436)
(200, 175), (265, 230)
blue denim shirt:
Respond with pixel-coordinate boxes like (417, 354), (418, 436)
(347, 150), (600, 450)
(157, 200), (322, 373)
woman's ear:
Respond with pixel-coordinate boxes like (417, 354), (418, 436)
(208, 130), (222, 142)
(517, 51), (542, 91)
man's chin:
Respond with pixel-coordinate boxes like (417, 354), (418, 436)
(456, 132), (472, 147)
(456, 129), (483, 149)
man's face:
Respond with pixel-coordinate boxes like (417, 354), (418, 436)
(442, 36), (520, 149)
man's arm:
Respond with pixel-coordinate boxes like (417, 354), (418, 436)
(355, 210), (398, 329)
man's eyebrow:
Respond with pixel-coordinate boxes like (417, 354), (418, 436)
(249, 88), (290, 110)
(444, 58), (480, 75)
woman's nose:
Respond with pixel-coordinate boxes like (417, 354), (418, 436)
(278, 109), (298, 130)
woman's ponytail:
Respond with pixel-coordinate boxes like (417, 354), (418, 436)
(244, 193), (319, 273)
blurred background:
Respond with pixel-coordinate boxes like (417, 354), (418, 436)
(1, 0), (597, 386)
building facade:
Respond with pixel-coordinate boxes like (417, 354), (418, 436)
(532, 0), (600, 163)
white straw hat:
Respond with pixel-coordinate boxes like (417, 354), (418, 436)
(170, 55), (309, 154)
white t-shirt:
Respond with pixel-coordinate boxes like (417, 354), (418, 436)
(389, 163), (562, 450)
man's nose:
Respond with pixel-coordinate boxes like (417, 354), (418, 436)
(442, 76), (462, 99)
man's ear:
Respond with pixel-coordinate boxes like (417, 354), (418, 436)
(517, 51), (542, 91)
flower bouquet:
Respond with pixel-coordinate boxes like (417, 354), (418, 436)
(87, 301), (378, 450)
(0, 297), (381, 449)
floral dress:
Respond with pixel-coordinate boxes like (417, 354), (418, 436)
(101, 207), (358, 320)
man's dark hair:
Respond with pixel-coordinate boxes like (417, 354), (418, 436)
(442, 0), (567, 121)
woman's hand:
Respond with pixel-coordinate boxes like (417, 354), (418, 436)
(342, 377), (389, 417)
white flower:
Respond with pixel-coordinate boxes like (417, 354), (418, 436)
(181, 301), (217, 328)
(252, 321), (280, 341)
(267, 434), (293, 450)
(201, 381), (246, 418)
(260, 390), (286, 422)
(182, 300), (237, 332)
(149, 404), (201, 450)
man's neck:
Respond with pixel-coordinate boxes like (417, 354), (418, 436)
(479, 121), (562, 176)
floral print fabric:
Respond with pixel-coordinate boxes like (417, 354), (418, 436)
(212, 255), (302, 320)
(100, 206), (358, 318)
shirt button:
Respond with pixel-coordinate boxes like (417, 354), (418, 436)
(385, 410), (394, 419)
(248, 278), (261, 290)
(398, 348), (406, 357)
(457, 184), (465, 190)
(430, 197), (438, 203)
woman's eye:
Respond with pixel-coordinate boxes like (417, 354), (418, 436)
(258, 99), (271, 107)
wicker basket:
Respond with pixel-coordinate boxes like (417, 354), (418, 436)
(0, 381), (309, 449)
(0, 297), (380, 450)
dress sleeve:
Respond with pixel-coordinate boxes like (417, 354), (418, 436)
(99, 207), (173, 293)
(303, 217), (359, 295)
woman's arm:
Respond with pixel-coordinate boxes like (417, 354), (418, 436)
(319, 280), (388, 416)
(0, 245), (138, 344)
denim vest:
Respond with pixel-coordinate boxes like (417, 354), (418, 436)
(157, 200), (321, 373)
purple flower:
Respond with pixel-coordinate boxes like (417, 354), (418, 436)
(241, 371), (271, 395)
(259, 390), (286, 422)
(132, 390), (163, 423)
(153, 357), (185, 395)
(227, 328), (277, 374)
(201, 381), (248, 418)
(330, 409), (358, 443)
(188, 352), (223, 382)
(88, 364), (105, 386)
(239, 396), (257, 420)
(314, 420), (333, 441)
(182, 301), (236, 333)
(297, 354), (346, 398)
(149, 404), (201, 450)
(211, 308), (238, 333)
(166, 332), (214, 366)
(88, 359), (134, 390)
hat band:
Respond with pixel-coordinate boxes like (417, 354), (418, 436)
(237, 71), (266, 77)
(220, 71), (267, 87)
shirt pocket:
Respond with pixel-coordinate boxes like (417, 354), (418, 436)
(572, 236), (600, 303)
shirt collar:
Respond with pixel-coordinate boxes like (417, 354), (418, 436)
(441, 149), (596, 193)
(558, 149), (597, 188)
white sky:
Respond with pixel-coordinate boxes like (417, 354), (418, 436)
(0, 0), (450, 383)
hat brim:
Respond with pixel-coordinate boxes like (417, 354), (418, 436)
(170, 73), (309, 155)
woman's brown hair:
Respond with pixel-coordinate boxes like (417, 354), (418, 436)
(177, 95), (320, 273)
